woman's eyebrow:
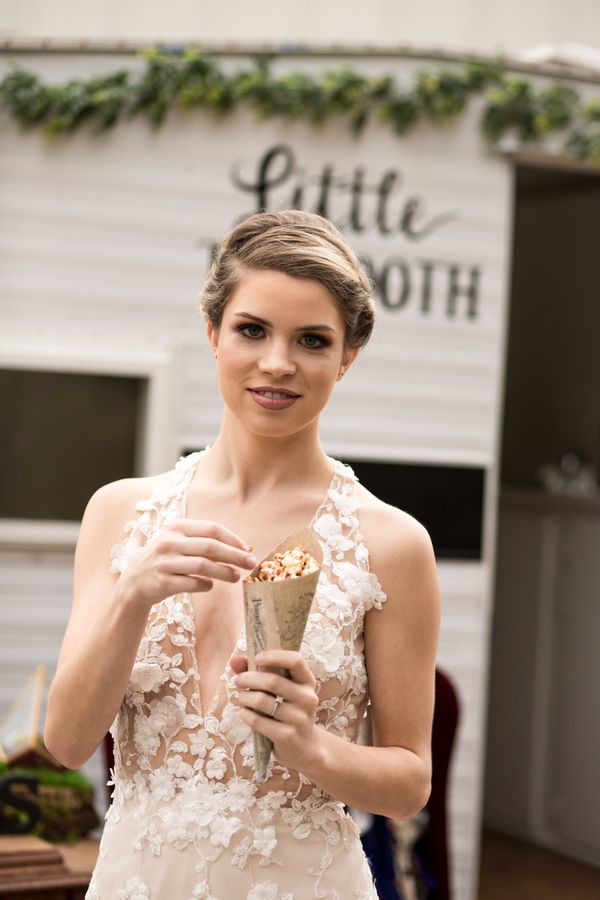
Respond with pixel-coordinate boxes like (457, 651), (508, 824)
(234, 311), (336, 333)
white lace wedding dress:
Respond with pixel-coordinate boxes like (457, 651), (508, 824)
(86, 448), (389, 900)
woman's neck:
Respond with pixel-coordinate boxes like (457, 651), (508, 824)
(201, 415), (332, 503)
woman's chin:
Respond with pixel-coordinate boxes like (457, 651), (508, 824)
(228, 408), (311, 439)
(245, 421), (305, 440)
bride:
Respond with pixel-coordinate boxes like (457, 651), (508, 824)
(44, 209), (440, 899)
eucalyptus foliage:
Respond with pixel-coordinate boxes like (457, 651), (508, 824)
(1, 49), (599, 164)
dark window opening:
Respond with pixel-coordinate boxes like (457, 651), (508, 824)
(341, 458), (484, 560)
(0, 369), (144, 521)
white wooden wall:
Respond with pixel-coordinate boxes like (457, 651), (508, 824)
(4, 0), (600, 60)
(0, 50), (515, 900)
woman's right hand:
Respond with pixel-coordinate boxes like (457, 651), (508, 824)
(118, 519), (257, 608)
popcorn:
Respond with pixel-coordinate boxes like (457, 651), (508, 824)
(246, 546), (318, 582)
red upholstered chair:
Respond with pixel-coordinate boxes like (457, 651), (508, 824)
(102, 731), (115, 808)
(416, 667), (460, 900)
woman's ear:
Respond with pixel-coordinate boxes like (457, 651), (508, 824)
(206, 321), (219, 359)
(337, 346), (360, 381)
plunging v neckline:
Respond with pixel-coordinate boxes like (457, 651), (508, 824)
(180, 447), (338, 720)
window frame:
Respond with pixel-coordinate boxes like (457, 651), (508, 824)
(0, 339), (177, 550)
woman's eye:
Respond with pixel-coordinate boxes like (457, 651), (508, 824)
(236, 324), (328, 349)
(239, 324), (264, 339)
(301, 334), (328, 349)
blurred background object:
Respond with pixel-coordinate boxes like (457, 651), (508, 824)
(0, 667), (99, 844)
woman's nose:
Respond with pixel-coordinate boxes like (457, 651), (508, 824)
(257, 342), (297, 376)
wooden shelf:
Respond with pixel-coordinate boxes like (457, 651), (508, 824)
(0, 835), (99, 899)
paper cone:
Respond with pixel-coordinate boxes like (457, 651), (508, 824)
(242, 527), (323, 783)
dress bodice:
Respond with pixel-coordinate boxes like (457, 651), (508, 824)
(103, 448), (388, 894)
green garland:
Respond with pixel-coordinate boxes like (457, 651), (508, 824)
(1, 49), (599, 164)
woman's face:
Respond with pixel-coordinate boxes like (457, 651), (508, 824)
(207, 269), (358, 438)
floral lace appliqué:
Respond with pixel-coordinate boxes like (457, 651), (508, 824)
(91, 449), (387, 899)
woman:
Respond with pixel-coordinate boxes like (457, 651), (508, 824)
(44, 210), (440, 899)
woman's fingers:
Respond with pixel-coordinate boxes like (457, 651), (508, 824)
(160, 527), (258, 587)
(236, 669), (297, 700)
(229, 655), (249, 675)
(235, 689), (298, 722)
(232, 651), (320, 772)
(233, 659), (317, 713)
(176, 519), (252, 552)
(167, 574), (214, 594)
(120, 518), (254, 609)
(173, 536), (257, 572)
(254, 650), (317, 688)
(168, 555), (242, 584)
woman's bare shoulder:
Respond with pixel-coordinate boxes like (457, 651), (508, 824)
(81, 468), (175, 535)
(355, 482), (430, 543)
(354, 482), (435, 579)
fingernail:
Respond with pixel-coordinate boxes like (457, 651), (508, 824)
(246, 555), (257, 568)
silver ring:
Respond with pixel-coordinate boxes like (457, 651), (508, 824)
(270, 694), (285, 718)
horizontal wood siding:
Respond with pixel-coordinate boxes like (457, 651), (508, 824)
(0, 51), (514, 900)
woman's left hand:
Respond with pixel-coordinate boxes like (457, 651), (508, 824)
(230, 650), (321, 772)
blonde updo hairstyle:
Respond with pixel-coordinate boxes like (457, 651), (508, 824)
(199, 210), (375, 349)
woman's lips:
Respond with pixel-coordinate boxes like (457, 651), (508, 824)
(248, 389), (300, 411)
